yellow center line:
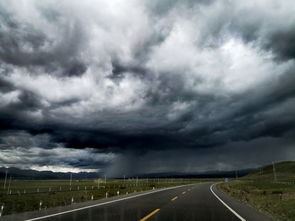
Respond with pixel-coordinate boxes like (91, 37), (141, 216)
(182, 191), (186, 194)
(139, 209), (160, 221)
(171, 196), (178, 201)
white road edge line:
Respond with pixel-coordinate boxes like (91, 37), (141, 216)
(25, 184), (193, 221)
(210, 183), (246, 221)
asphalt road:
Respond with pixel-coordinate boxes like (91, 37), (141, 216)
(3, 182), (274, 221)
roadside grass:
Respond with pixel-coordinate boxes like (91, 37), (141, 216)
(0, 178), (214, 216)
(218, 161), (295, 221)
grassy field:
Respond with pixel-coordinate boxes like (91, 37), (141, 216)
(0, 178), (211, 216)
(218, 161), (295, 221)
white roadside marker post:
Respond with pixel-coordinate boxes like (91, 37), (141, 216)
(0, 204), (4, 217)
(39, 201), (42, 211)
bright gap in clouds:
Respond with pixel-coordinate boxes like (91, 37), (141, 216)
(30, 166), (99, 173)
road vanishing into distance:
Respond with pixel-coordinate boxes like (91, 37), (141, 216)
(3, 182), (273, 221)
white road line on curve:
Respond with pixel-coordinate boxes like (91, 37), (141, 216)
(210, 183), (246, 221)
(25, 184), (194, 221)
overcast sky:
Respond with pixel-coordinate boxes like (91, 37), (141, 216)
(0, 0), (295, 176)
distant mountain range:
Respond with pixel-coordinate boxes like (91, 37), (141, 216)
(0, 167), (254, 180)
(0, 167), (101, 180)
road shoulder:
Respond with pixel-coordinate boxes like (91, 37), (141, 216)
(213, 183), (275, 221)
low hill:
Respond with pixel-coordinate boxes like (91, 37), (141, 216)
(133, 169), (253, 179)
(245, 161), (295, 181)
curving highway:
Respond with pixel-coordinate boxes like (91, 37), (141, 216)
(3, 182), (274, 221)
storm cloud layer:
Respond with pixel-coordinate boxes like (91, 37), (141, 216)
(0, 0), (295, 175)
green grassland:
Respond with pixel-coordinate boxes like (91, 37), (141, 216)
(0, 178), (211, 216)
(218, 161), (295, 221)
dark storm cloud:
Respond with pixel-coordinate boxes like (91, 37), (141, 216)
(232, 26), (295, 62)
(147, 0), (295, 62)
(0, 83), (45, 132)
(205, 73), (295, 140)
(0, 0), (295, 174)
(0, 78), (14, 93)
(0, 131), (115, 172)
(106, 136), (295, 176)
(109, 60), (148, 80)
(0, 5), (87, 77)
(146, 0), (217, 16)
(229, 14), (295, 61)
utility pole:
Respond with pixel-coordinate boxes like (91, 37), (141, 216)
(70, 173), (72, 190)
(3, 170), (7, 189)
(272, 162), (277, 182)
(7, 176), (11, 194)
